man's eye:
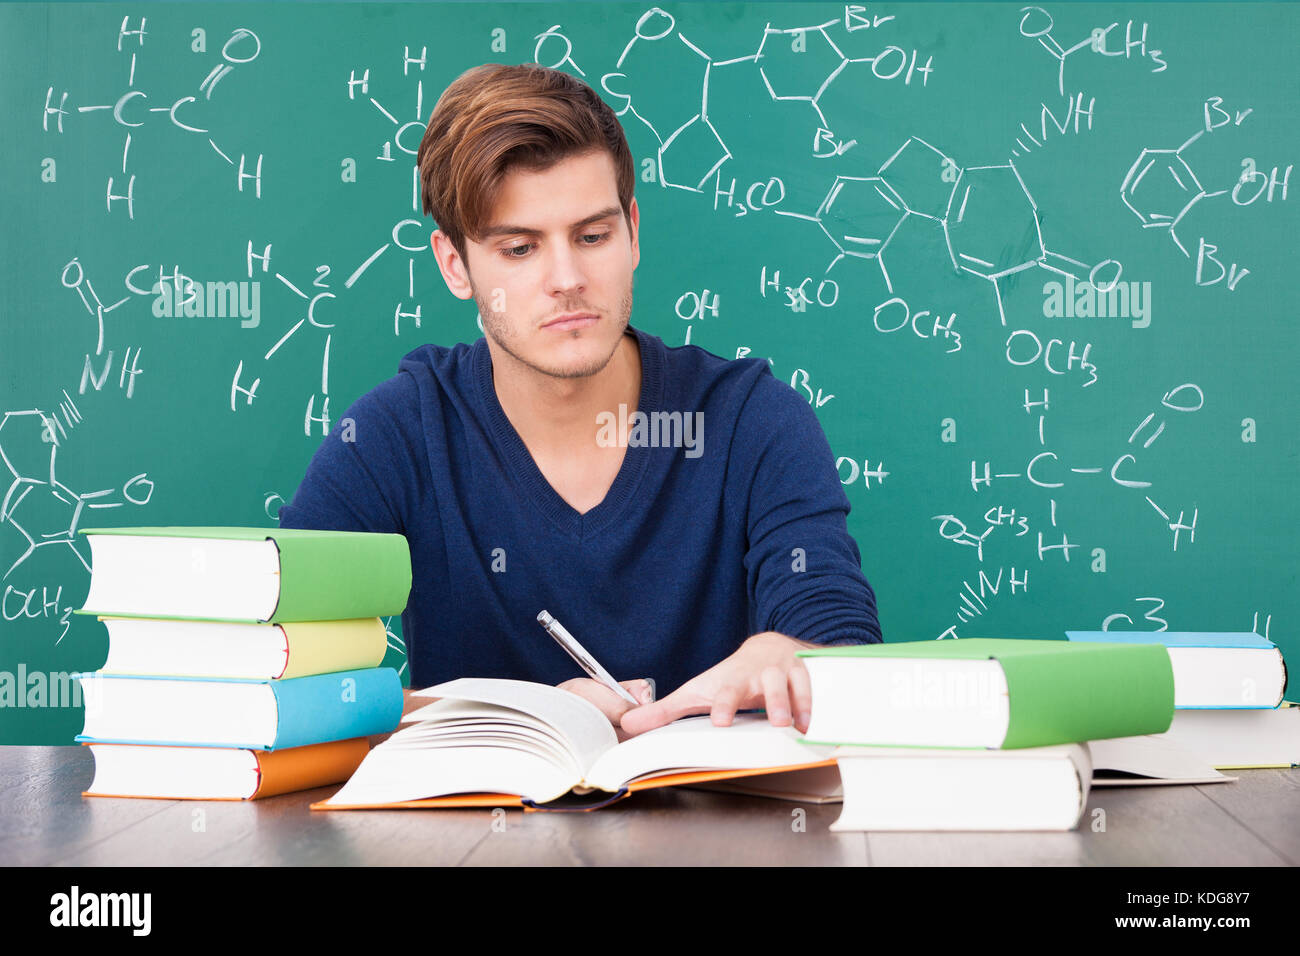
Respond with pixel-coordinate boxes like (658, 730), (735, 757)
(499, 233), (608, 260)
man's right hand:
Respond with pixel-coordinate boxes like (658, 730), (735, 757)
(558, 678), (655, 742)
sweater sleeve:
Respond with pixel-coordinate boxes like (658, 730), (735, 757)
(276, 377), (412, 536)
(729, 371), (883, 646)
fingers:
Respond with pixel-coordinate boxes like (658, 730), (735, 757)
(618, 699), (666, 737)
(759, 665), (790, 727)
(620, 678), (655, 705)
(618, 641), (815, 738)
(788, 662), (813, 734)
(558, 678), (638, 725)
(622, 670), (809, 735)
(620, 687), (709, 737)
(710, 683), (744, 727)
(759, 663), (813, 732)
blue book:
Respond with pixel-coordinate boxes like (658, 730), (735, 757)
(1064, 632), (1286, 709)
(75, 667), (403, 750)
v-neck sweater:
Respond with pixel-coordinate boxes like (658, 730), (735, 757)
(278, 325), (882, 694)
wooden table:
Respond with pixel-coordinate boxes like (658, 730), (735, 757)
(3, 745), (1297, 866)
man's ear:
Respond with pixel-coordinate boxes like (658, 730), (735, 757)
(628, 197), (640, 272)
(430, 229), (474, 301)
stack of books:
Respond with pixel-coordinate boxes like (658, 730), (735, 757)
(796, 638), (1178, 831)
(1066, 631), (1297, 769)
(72, 527), (410, 801)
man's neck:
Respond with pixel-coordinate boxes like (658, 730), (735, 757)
(490, 330), (642, 454)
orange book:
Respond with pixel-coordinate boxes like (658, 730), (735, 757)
(311, 678), (835, 812)
(84, 737), (371, 801)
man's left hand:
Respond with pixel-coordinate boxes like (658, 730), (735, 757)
(618, 632), (817, 737)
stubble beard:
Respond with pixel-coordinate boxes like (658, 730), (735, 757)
(474, 280), (634, 381)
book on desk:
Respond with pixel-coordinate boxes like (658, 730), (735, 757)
(313, 677), (838, 811)
(69, 527), (1295, 824)
(74, 526), (410, 801)
(314, 639), (1187, 830)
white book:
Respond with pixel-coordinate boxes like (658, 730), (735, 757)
(1155, 704), (1300, 768)
(830, 743), (1091, 832)
(318, 678), (835, 809)
(1065, 631), (1286, 708)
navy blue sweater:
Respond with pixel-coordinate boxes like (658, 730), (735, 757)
(278, 325), (882, 693)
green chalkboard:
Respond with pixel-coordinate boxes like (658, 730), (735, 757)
(3, 2), (1297, 743)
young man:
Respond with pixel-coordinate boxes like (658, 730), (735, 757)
(277, 63), (882, 740)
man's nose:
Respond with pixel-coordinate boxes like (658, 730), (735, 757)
(542, 243), (587, 296)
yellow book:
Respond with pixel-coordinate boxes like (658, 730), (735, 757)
(98, 616), (388, 680)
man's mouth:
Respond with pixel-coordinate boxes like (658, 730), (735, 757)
(542, 312), (599, 331)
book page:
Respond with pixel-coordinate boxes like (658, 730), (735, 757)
(413, 678), (618, 774)
(1089, 735), (1229, 784)
(388, 708), (582, 777)
(323, 743), (580, 806)
(585, 714), (835, 791)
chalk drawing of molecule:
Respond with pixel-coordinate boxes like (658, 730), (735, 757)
(779, 135), (1119, 324)
(0, 407), (153, 579)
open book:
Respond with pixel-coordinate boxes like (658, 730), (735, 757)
(313, 678), (835, 811)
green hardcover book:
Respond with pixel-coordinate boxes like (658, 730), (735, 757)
(75, 526), (411, 624)
(797, 638), (1174, 750)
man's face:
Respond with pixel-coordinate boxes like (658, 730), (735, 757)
(435, 148), (640, 380)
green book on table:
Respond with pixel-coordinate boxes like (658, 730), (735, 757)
(76, 526), (411, 623)
(798, 638), (1174, 750)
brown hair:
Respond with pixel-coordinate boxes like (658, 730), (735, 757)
(417, 64), (636, 265)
